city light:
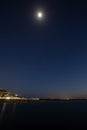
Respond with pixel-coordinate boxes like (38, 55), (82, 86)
(6, 97), (11, 100)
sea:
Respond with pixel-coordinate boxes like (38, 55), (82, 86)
(0, 101), (87, 129)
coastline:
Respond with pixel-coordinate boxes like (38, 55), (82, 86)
(0, 98), (87, 103)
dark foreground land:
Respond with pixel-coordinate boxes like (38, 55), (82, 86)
(0, 100), (87, 129)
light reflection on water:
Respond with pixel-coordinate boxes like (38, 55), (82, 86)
(0, 103), (7, 122)
(0, 103), (16, 125)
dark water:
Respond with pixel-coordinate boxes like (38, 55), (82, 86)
(0, 101), (87, 129)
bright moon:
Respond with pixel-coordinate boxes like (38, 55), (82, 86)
(37, 12), (43, 19)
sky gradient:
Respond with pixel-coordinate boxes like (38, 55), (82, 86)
(0, 0), (87, 98)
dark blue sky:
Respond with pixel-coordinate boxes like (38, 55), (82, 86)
(0, 0), (87, 98)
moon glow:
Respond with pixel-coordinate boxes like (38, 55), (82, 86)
(34, 8), (46, 23)
(37, 12), (43, 18)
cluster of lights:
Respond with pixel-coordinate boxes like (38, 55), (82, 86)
(0, 96), (21, 100)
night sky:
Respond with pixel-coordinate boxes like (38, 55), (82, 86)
(0, 0), (87, 98)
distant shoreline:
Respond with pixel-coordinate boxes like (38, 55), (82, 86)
(0, 98), (87, 103)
